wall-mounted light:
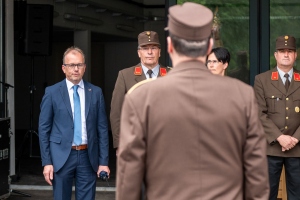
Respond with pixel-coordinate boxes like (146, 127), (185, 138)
(96, 8), (107, 13)
(116, 24), (136, 32)
(138, 19), (148, 23)
(112, 12), (122, 17)
(126, 16), (136, 20)
(64, 13), (103, 25)
(77, 4), (89, 8)
(152, 16), (164, 21)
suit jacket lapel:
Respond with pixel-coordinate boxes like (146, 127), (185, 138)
(60, 80), (73, 118)
(84, 81), (92, 119)
(270, 68), (286, 95)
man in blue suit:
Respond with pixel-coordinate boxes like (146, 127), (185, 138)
(39, 46), (110, 200)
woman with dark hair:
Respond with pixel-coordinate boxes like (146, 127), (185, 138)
(206, 47), (230, 76)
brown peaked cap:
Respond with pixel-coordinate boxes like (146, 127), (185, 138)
(165, 2), (213, 40)
(138, 31), (160, 46)
(276, 35), (296, 50)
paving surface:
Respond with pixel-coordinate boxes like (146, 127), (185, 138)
(8, 190), (115, 200)
(3, 137), (117, 200)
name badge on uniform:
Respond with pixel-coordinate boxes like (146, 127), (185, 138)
(295, 106), (300, 113)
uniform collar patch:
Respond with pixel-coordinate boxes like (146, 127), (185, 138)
(294, 72), (300, 81)
(271, 72), (278, 80)
(160, 68), (167, 76)
(134, 66), (142, 76)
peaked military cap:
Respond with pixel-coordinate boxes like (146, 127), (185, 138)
(276, 35), (296, 50)
(138, 31), (160, 47)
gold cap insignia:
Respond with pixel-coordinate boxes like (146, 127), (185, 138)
(146, 31), (151, 41)
(295, 106), (299, 113)
(285, 35), (289, 40)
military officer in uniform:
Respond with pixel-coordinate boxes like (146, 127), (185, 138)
(116, 2), (269, 200)
(254, 35), (300, 200)
(110, 31), (169, 154)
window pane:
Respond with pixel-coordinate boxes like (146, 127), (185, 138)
(177, 0), (250, 84)
(270, 0), (300, 69)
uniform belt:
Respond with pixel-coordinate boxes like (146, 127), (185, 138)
(72, 144), (88, 150)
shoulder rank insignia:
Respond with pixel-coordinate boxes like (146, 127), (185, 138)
(271, 72), (278, 80)
(160, 68), (167, 76)
(294, 73), (300, 81)
(134, 66), (142, 75)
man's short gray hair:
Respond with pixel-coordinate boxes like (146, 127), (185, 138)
(170, 34), (210, 58)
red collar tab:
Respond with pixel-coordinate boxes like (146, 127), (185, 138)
(271, 72), (278, 80)
(294, 73), (300, 81)
(160, 68), (167, 76)
(134, 66), (142, 75)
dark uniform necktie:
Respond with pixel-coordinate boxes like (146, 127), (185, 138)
(147, 69), (153, 78)
(73, 85), (82, 145)
(284, 73), (290, 91)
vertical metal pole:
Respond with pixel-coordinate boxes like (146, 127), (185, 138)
(165, 0), (177, 68)
(249, 0), (260, 86)
(29, 56), (35, 130)
(29, 56), (38, 158)
(260, 0), (270, 72)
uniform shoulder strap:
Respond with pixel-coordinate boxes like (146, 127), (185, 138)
(127, 79), (154, 94)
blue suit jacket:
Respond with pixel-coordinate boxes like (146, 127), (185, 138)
(39, 79), (109, 172)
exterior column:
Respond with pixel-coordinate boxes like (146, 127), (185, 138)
(74, 30), (91, 81)
(6, 0), (15, 176)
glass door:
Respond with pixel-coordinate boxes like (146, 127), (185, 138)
(177, 0), (250, 84)
(270, 0), (300, 69)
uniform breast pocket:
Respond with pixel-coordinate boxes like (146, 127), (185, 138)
(265, 93), (282, 112)
(293, 97), (300, 111)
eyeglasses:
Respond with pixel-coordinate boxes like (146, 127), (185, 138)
(138, 46), (160, 51)
(206, 60), (220, 65)
(63, 63), (85, 69)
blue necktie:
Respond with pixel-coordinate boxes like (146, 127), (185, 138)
(73, 85), (82, 146)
